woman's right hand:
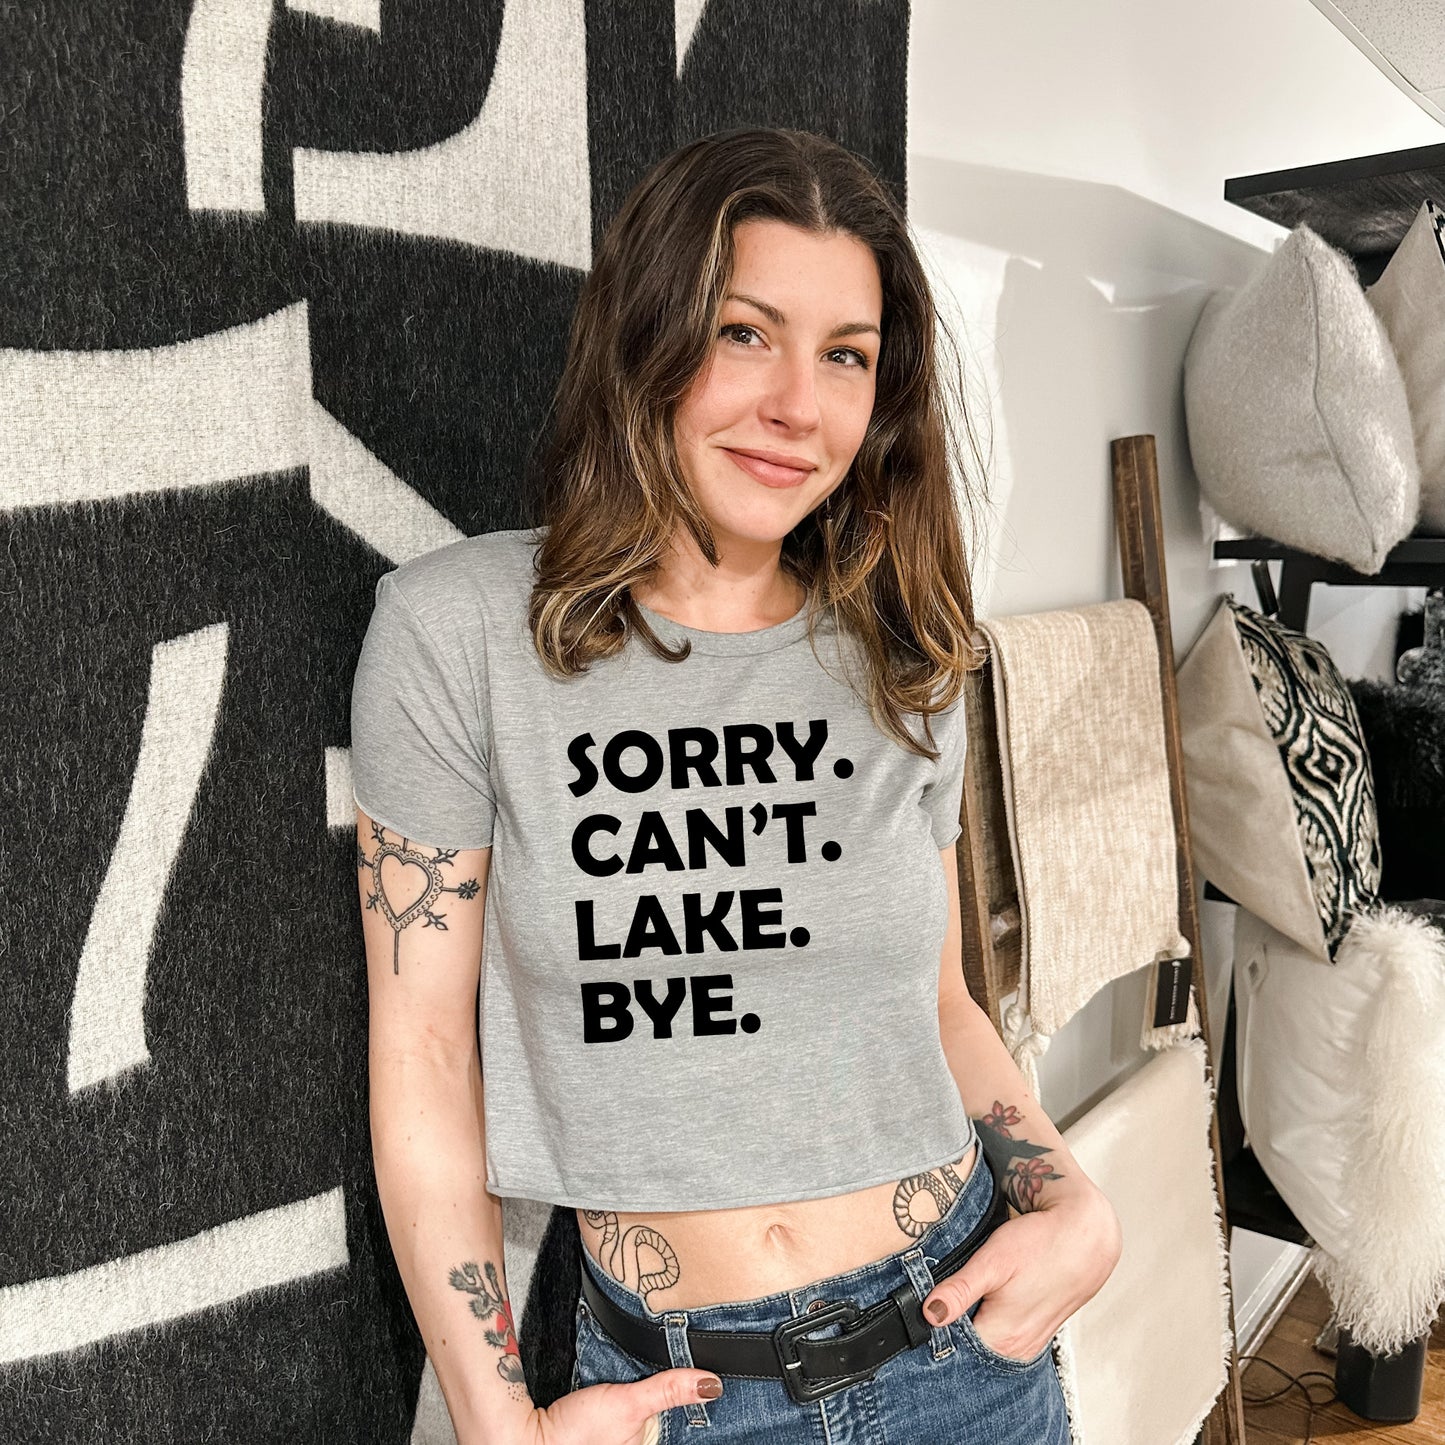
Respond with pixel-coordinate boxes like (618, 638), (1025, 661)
(512, 1372), (723, 1445)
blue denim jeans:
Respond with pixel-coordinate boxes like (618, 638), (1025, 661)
(572, 1136), (1072, 1443)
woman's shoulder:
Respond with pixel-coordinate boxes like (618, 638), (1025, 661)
(381, 526), (545, 627)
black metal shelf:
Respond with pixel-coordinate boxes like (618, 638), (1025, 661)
(1212, 535), (1445, 630)
(1225, 141), (1445, 283)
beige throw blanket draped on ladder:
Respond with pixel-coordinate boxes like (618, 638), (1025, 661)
(979, 600), (1229, 1445)
(978, 600), (1195, 1091)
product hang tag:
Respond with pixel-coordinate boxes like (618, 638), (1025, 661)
(1152, 957), (1194, 1028)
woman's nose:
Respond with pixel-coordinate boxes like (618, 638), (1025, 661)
(764, 353), (821, 431)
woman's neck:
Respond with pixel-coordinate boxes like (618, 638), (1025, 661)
(633, 534), (806, 633)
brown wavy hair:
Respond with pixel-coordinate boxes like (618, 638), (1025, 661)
(527, 126), (987, 759)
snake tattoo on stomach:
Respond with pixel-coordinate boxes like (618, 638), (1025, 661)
(892, 1155), (972, 1237)
(581, 1210), (682, 1298)
(577, 1141), (980, 1308)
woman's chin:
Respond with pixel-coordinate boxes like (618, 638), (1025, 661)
(705, 519), (802, 550)
(697, 497), (823, 548)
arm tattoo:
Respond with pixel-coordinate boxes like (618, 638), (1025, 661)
(891, 1147), (974, 1238)
(581, 1210), (681, 1305)
(448, 1259), (526, 1389)
(357, 821), (481, 973)
(975, 1101), (1064, 1212)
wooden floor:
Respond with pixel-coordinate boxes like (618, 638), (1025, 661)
(1243, 1275), (1445, 1443)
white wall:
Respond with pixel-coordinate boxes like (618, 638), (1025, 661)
(905, 0), (1439, 1119)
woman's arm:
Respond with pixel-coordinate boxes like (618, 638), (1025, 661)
(925, 845), (1124, 1358)
(359, 811), (531, 1442)
(359, 809), (719, 1445)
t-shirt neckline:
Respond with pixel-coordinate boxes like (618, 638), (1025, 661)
(632, 593), (815, 655)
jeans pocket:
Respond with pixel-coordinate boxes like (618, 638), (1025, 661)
(953, 1304), (1054, 1373)
(574, 1297), (662, 1385)
(572, 1304), (678, 1441)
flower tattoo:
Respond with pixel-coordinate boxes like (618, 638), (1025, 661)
(981, 1101), (1023, 1137)
(1008, 1156), (1064, 1211)
(974, 1100), (1064, 1213)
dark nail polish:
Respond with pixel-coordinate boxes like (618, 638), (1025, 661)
(698, 1376), (723, 1399)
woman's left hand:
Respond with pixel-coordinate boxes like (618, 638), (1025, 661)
(921, 1182), (1122, 1363)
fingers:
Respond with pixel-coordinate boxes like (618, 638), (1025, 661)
(554, 1367), (724, 1444)
(619, 1367), (723, 1424)
(922, 1240), (1012, 1327)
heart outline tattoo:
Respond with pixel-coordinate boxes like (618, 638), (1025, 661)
(357, 821), (481, 973)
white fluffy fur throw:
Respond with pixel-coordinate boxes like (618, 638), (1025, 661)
(1312, 908), (1445, 1354)
(1236, 904), (1445, 1354)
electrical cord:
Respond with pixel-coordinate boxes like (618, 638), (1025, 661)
(1237, 1352), (1337, 1445)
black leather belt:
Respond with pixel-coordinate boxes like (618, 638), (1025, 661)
(578, 1159), (1009, 1405)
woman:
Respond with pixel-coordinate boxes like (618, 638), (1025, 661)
(351, 127), (1121, 1445)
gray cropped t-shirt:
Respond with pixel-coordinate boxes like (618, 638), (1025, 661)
(350, 527), (974, 1212)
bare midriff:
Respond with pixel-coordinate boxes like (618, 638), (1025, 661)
(575, 1139), (977, 1312)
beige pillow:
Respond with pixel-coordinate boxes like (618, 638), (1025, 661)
(1366, 200), (1445, 533)
(1176, 597), (1382, 960)
(1183, 225), (1419, 573)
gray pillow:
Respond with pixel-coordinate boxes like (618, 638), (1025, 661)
(1183, 225), (1419, 574)
(1366, 199), (1445, 534)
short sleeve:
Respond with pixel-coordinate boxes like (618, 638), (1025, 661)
(919, 697), (968, 849)
(350, 571), (496, 849)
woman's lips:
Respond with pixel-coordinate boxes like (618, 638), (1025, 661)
(723, 448), (814, 488)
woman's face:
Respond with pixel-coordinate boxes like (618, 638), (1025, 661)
(672, 218), (882, 552)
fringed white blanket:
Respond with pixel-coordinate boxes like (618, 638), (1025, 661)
(1056, 1039), (1232, 1445)
(979, 602), (1194, 1090)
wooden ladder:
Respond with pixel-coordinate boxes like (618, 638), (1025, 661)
(952, 433), (1248, 1445)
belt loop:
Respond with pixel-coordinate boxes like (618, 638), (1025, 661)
(899, 1250), (955, 1361)
(663, 1312), (711, 1428)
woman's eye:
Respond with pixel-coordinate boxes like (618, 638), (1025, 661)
(719, 326), (869, 371)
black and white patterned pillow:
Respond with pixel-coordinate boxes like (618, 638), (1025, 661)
(1227, 600), (1382, 954)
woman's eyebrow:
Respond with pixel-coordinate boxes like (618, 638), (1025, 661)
(726, 291), (881, 341)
